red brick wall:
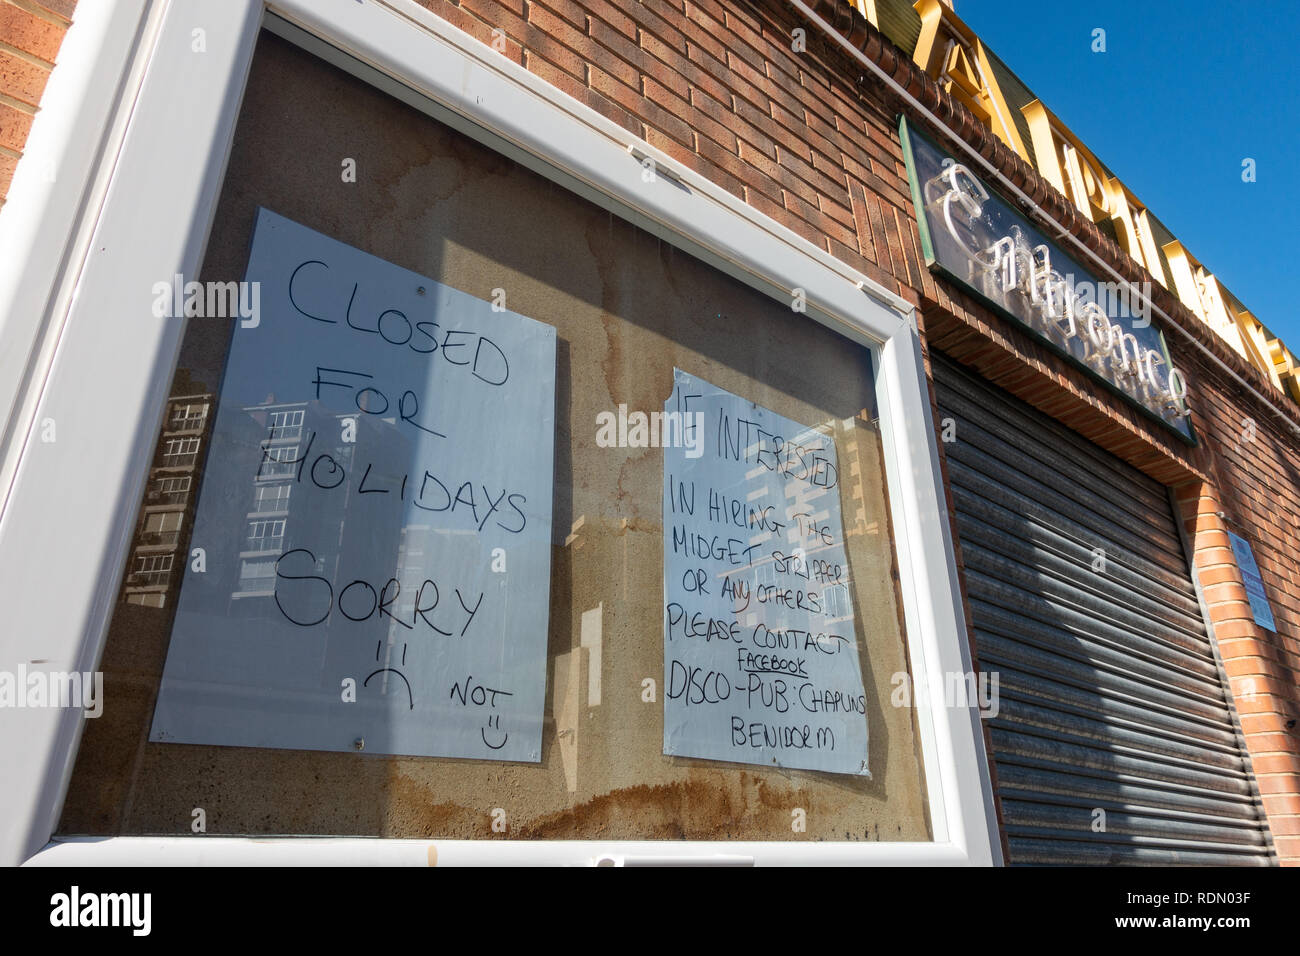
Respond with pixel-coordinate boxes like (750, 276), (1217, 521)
(0, 0), (75, 205)
(417, 0), (913, 295)
(1174, 371), (1300, 862)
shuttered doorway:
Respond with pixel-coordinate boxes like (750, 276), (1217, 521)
(933, 354), (1274, 865)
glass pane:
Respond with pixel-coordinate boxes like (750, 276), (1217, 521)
(58, 30), (929, 843)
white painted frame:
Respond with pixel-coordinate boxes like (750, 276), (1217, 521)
(0, 0), (1001, 866)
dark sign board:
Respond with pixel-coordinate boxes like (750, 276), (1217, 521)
(900, 117), (1194, 442)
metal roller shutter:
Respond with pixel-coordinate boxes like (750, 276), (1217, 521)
(932, 354), (1275, 865)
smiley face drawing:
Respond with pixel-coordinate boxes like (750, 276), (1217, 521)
(481, 713), (508, 750)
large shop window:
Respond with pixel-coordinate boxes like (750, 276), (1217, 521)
(57, 31), (929, 843)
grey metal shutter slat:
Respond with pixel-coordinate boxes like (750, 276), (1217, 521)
(972, 605), (1232, 706)
(962, 551), (1215, 673)
(933, 354), (1274, 865)
(1001, 799), (1270, 847)
(935, 383), (1185, 552)
(966, 570), (1222, 681)
(934, 376), (1178, 524)
(957, 519), (1208, 639)
(995, 765), (1264, 821)
(1007, 835), (1272, 866)
(951, 486), (1203, 614)
(991, 699), (1251, 772)
(989, 662), (1243, 751)
(987, 727), (1254, 796)
(946, 446), (1189, 577)
(932, 368), (1175, 513)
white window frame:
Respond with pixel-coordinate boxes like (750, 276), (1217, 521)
(133, 553), (173, 574)
(0, 0), (1000, 866)
(257, 441), (300, 477)
(155, 474), (192, 497)
(244, 517), (285, 553)
(170, 402), (208, 427)
(161, 435), (200, 462)
(252, 481), (291, 513)
(143, 510), (183, 534)
(267, 407), (304, 441)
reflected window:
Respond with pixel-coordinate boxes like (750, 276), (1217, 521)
(268, 408), (304, 441)
(150, 475), (192, 505)
(161, 437), (200, 468)
(141, 511), (183, 547)
(170, 402), (209, 431)
(257, 444), (299, 478)
(130, 553), (174, 588)
(245, 518), (286, 553)
(251, 482), (291, 513)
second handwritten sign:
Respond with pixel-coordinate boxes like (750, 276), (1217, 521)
(662, 369), (871, 776)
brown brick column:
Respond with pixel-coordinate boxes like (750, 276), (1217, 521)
(0, 0), (76, 205)
(1174, 480), (1300, 864)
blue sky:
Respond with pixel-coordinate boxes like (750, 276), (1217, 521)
(956, 0), (1296, 345)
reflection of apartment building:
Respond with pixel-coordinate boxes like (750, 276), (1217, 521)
(231, 402), (404, 603)
(234, 401), (314, 598)
(121, 390), (213, 608)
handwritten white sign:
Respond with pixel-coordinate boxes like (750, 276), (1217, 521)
(151, 208), (556, 761)
(662, 369), (870, 775)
